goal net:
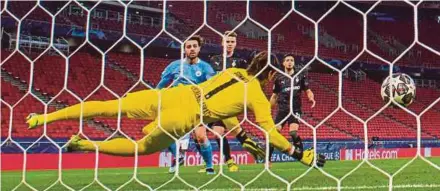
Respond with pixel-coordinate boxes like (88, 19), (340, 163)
(1, 0), (440, 190)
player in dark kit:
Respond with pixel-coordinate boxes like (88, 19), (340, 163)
(209, 31), (248, 71)
(269, 54), (319, 165)
(203, 31), (257, 172)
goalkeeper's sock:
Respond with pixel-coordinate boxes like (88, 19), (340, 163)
(288, 145), (304, 161)
(235, 129), (249, 144)
(289, 130), (298, 143)
(268, 145), (275, 162)
(289, 130), (303, 151)
(216, 137), (232, 161)
(200, 139), (214, 169)
(168, 143), (177, 158)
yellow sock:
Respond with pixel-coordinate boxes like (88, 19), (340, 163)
(77, 138), (143, 156)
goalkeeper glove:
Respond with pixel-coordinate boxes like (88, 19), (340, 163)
(66, 135), (82, 152)
(291, 147), (326, 167)
(241, 138), (265, 161)
(26, 113), (44, 129)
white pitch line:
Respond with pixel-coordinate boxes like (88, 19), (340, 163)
(155, 184), (440, 191)
(291, 184), (440, 190)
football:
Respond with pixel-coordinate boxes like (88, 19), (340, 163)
(381, 73), (416, 107)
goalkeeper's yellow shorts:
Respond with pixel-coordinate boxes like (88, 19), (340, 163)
(120, 87), (201, 154)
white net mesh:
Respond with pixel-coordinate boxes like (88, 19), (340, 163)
(1, 0), (440, 190)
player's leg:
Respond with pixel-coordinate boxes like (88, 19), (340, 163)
(168, 143), (178, 159)
(66, 135), (140, 156)
(287, 111), (311, 165)
(168, 142), (178, 173)
(179, 134), (190, 163)
(192, 131), (206, 172)
(67, 120), (173, 156)
(213, 123), (238, 172)
(194, 125), (215, 174)
(169, 142), (178, 157)
(221, 118), (265, 161)
(169, 134), (189, 173)
(268, 126), (282, 166)
(268, 109), (289, 164)
(67, 105), (198, 157)
(192, 132), (202, 156)
(288, 111), (303, 151)
(212, 125), (227, 161)
(288, 122), (302, 151)
(288, 111), (325, 167)
(263, 116), (327, 167)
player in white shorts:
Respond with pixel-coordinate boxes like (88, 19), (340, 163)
(169, 133), (190, 173)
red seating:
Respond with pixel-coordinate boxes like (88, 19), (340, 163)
(2, 2), (440, 141)
(5, 2), (439, 69)
(143, 57), (173, 86)
(2, 46), (439, 141)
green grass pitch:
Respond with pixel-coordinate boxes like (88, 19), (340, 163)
(2, 158), (440, 190)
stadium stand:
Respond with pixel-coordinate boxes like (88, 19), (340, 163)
(1, 1), (439, 143)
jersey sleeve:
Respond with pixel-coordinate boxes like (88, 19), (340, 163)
(301, 75), (310, 91)
(209, 55), (223, 72)
(204, 63), (216, 80)
(156, 62), (176, 89)
(237, 58), (248, 69)
(272, 76), (281, 94)
(247, 80), (275, 129)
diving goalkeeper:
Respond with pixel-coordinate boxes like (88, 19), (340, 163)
(26, 51), (325, 167)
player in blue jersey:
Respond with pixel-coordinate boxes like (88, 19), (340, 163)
(156, 37), (215, 88)
(156, 35), (216, 174)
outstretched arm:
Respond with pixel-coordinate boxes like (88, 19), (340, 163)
(306, 89), (315, 108)
(156, 76), (172, 89)
(270, 93), (278, 107)
(271, 76), (280, 107)
(302, 75), (315, 108)
(27, 100), (122, 128)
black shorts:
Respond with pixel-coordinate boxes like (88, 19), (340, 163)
(274, 109), (302, 128)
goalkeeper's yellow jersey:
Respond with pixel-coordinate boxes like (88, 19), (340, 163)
(124, 67), (277, 137)
(192, 68), (274, 129)
(145, 68), (273, 130)
(48, 67), (276, 137)
(187, 68), (289, 152)
(41, 68), (290, 152)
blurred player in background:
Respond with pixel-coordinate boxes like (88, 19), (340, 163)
(269, 54), (316, 166)
(27, 51), (325, 170)
(156, 35), (216, 174)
